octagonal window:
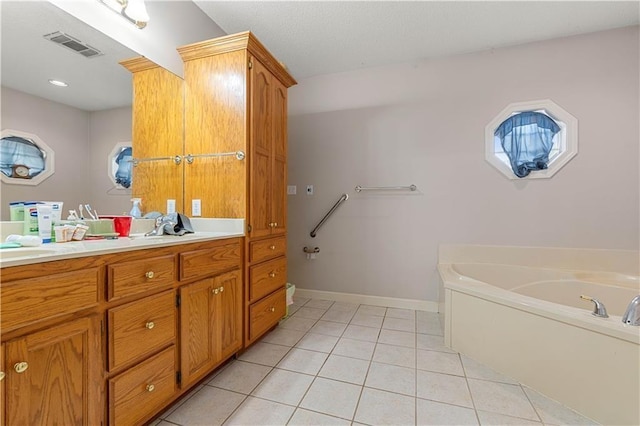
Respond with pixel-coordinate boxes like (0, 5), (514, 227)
(108, 142), (133, 189)
(485, 99), (578, 179)
(0, 129), (55, 185)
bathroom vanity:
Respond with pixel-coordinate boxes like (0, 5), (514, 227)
(0, 232), (258, 425)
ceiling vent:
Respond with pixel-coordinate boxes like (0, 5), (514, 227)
(43, 31), (103, 58)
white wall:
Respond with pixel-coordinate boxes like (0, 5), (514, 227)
(286, 26), (639, 303)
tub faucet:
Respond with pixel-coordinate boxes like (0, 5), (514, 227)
(145, 216), (177, 237)
(622, 295), (640, 326)
(580, 295), (608, 318)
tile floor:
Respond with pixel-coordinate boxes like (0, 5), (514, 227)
(151, 298), (598, 426)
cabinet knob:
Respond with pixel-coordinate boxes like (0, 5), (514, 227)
(213, 288), (219, 295)
(145, 321), (155, 330)
(273, 223), (278, 227)
(269, 272), (276, 278)
(268, 222), (274, 228)
(14, 362), (28, 374)
(269, 245), (276, 250)
(270, 307), (275, 312)
(146, 384), (155, 392)
(0, 371), (5, 381)
(219, 286), (224, 293)
(145, 271), (155, 279)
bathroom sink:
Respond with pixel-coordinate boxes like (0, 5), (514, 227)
(0, 247), (57, 259)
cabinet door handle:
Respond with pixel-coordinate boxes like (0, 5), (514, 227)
(145, 271), (155, 279)
(269, 245), (276, 250)
(146, 384), (155, 392)
(212, 288), (219, 295)
(270, 307), (275, 312)
(219, 286), (224, 293)
(145, 321), (155, 330)
(0, 371), (5, 381)
(269, 272), (276, 278)
(14, 362), (28, 374)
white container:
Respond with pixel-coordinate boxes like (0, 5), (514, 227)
(36, 204), (53, 243)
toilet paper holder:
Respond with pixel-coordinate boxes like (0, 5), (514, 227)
(303, 246), (320, 254)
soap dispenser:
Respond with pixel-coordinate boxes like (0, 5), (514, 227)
(130, 198), (142, 218)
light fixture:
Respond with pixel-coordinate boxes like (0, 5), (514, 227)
(98, 0), (149, 29)
(48, 79), (68, 87)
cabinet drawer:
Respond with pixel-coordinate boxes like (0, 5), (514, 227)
(1, 268), (99, 331)
(250, 236), (286, 263)
(108, 254), (176, 301)
(109, 346), (176, 426)
(249, 257), (287, 302)
(179, 242), (242, 282)
(249, 287), (286, 341)
(108, 291), (176, 371)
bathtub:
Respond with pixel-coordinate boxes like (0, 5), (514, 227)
(439, 261), (640, 426)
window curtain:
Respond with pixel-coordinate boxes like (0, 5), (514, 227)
(115, 146), (133, 188)
(495, 111), (560, 178)
(0, 136), (45, 178)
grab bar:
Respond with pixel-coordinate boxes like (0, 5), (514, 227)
(310, 193), (348, 238)
(355, 184), (417, 192)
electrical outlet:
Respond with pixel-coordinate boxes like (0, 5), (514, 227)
(192, 199), (201, 217)
(306, 185), (314, 195)
(287, 185), (297, 195)
(167, 199), (176, 214)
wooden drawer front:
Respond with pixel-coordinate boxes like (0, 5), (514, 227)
(109, 346), (176, 426)
(179, 242), (242, 282)
(250, 236), (286, 263)
(249, 287), (286, 341)
(108, 254), (176, 300)
(108, 291), (176, 371)
(1, 268), (99, 331)
(249, 257), (287, 302)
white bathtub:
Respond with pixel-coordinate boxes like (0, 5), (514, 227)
(439, 262), (640, 426)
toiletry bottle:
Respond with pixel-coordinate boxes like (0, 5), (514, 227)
(130, 198), (142, 218)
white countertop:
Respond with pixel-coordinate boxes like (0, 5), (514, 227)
(0, 218), (245, 268)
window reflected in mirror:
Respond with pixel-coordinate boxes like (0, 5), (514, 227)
(0, 129), (55, 185)
(109, 142), (133, 189)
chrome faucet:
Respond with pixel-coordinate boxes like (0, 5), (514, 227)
(622, 295), (640, 326)
(580, 295), (608, 318)
(145, 216), (178, 237)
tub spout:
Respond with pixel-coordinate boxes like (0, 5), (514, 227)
(579, 295), (608, 318)
(622, 295), (640, 326)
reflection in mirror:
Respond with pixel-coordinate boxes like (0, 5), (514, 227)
(0, 129), (55, 186)
(109, 143), (133, 189)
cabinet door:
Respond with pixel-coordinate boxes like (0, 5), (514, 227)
(5, 316), (102, 426)
(215, 270), (243, 361)
(271, 81), (288, 236)
(1, 343), (4, 426)
(179, 278), (216, 388)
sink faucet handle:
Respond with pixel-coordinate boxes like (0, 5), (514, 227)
(580, 295), (609, 318)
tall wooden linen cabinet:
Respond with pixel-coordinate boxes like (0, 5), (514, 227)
(124, 32), (296, 348)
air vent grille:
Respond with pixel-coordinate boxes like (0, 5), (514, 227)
(43, 31), (103, 58)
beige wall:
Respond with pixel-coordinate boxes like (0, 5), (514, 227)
(0, 86), (132, 220)
(286, 26), (639, 302)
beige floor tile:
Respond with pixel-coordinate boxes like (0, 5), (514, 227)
(382, 317), (416, 332)
(350, 313), (384, 328)
(522, 387), (599, 425)
(295, 332), (339, 353)
(468, 379), (538, 421)
(277, 347), (329, 375)
(208, 360), (272, 394)
(309, 320), (347, 337)
(332, 338), (376, 360)
(291, 297), (310, 306)
(373, 343), (416, 368)
(224, 396), (295, 425)
(354, 387), (415, 425)
(342, 324), (380, 342)
(279, 316), (318, 332)
(300, 377), (362, 420)
(261, 327), (306, 347)
(293, 306), (329, 320)
(288, 408), (351, 425)
(329, 302), (359, 312)
(378, 329), (416, 348)
(476, 410), (542, 425)
(287, 304), (302, 316)
(461, 355), (518, 384)
(160, 384), (204, 418)
(416, 370), (473, 408)
(417, 334), (457, 353)
(166, 386), (245, 425)
(416, 311), (440, 322)
(416, 319), (443, 336)
(417, 398), (479, 425)
(365, 362), (416, 396)
(356, 305), (387, 317)
(238, 342), (291, 367)
(318, 354), (370, 385)
(251, 368), (314, 406)
(417, 349), (464, 376)
(321, 309), (355, 323)
(386, 307), (416, 320)
(305, 299), (335, 309)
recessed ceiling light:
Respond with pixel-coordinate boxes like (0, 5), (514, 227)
(48, 79), (68, 87)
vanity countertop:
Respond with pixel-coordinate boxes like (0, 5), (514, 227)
(0, 218), (245, 268)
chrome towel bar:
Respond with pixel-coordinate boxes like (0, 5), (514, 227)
(310, 193), (348, 238)
(355, 184), (417, 192)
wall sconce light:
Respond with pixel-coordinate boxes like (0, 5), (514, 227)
(99, 0), (149, 29)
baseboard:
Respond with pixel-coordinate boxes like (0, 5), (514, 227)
(294, 288), (439, 312)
